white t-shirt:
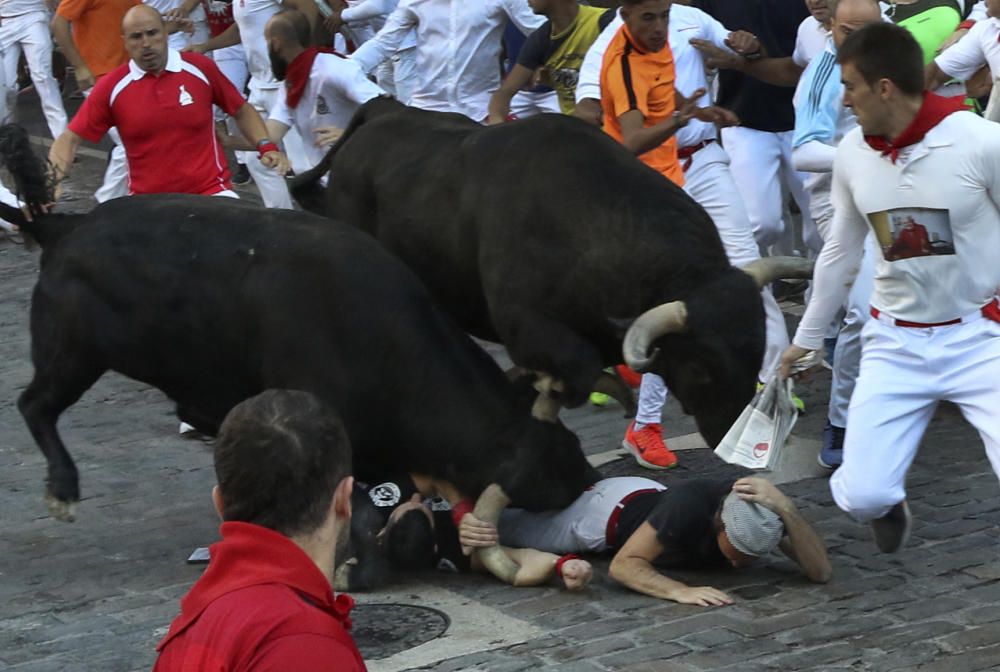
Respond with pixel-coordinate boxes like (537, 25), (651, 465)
(792, 15), (829, 67)
(233, 0), (283, 90)
(269, 54), (384, 170)
(935, 16), (1000, 80)
(793, 111), (1000, 349)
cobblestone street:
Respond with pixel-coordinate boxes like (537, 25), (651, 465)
(2, 101), (1000, 672)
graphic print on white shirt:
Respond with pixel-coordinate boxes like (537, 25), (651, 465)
(869, 207), (954, 262)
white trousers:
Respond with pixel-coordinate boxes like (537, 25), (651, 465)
(212, 44), (248, 169)
(830, 311), (1000, 522)
(0, 11), (67, 138)
(245, 84), (293, 209)
(827, 234), (877, 428)
(498, 477), (665, 553)
(83, 84), (130, 203)
(721, 126), (816, 254)
(509, 89), (560, 119)
(635, 141), (789, 426)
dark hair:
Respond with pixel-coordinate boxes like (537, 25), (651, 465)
(384, 509), (436, 571)
(620, 0), (664, 6)
(270, 9), (312, 47)
(837, 22), (924, 97)
(214, 389), (352, 537)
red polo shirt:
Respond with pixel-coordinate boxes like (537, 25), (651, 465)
(68, 49), (247, 196)
(154, 521), (366, 672)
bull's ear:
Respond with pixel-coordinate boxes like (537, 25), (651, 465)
(607, 317), (636, 339)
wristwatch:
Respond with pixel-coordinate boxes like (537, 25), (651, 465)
(256, 138), (274, 148)
(672, 110), (688, 129)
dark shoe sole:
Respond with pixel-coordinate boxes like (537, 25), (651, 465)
(871, 501), (912, 553)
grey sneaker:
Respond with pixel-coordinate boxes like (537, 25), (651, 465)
(871, 501), (912, 553)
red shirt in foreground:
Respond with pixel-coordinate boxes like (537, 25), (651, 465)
(69, 49), (247, 196)
(154, 521), (366, 672)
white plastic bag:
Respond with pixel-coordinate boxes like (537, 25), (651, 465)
(714, 373), (799, 470)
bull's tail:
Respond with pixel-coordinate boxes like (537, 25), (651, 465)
(0, 124), (82, 248)
(288, 95), (404, 212)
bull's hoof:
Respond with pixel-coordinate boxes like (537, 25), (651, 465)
(44, 492), (78, 522)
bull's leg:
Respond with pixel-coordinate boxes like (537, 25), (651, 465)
(491, 307), (604, 409)
(18, 359), (105, 522)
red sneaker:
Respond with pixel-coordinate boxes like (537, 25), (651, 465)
(615, 364), (643, 389)
(622, 421), (678, 470)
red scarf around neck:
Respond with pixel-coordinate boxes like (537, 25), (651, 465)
(285, 47), (343, 109)
(864, 92), (969, 163)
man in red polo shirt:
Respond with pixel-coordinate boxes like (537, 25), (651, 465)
(48, 3), (287, 197)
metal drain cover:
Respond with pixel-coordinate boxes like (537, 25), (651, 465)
(352, 603), (451, 660)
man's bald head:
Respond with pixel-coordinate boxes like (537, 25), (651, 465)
(122, 3), (165, 34)
(122, 4), (169, 74)
(265, 10), (311, 49)
(831, 0), (883, 49)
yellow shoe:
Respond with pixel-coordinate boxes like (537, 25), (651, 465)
(589, 391), (611, 406)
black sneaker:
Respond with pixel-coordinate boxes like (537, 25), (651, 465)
(231, 163), (251, 185)
(871, 501), (912, 553)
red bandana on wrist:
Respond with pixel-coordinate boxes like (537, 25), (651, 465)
(285, 47), (344, 109)
(864, 92), (969, 163)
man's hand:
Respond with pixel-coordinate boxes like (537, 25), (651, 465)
(671, 586), (734, 606)
(573, 97), (603, 126)
(693, 105), (740, 128)
(260, 150), (291, 175)
(458, 512), (499, 554)
(74, 65), (96, 91)
(324, 9), (344, 33)
(725, 30), (760, 56)
(676, 87), (706, 126)
(779, 344), (817, 380)
(163, 6), (190, 21)
(314, 125), (343, 147)
(732, 476), (791, 515)
(690, 38), (744, 71)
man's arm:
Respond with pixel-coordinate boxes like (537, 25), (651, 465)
(187, 22), (241, 53)
(51, 15), (95, 90)
(351, 3), (416, 74)
(732, 478), (831, 583)
(690, 39), (803, 87)
(47, 130), (85, 198)
(609, 523), (733, 606)
(488, 64), (535, 124)
(232, 102), (291, 174)
(928, 22), (987, 90)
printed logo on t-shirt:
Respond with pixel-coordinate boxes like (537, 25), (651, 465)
(369, 482), (402, 507)
(178, 84), (194, 106)
(868, 207), (954, 262)
(316, 95), (330, 115)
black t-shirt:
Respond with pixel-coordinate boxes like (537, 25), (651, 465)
(429, 502), (472, 573)
(356, 474), (421, 528)
(628, 479), (736, 569)
(693, 0), (810, 132)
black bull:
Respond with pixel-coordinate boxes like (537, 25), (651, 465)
(0, 125), (598, 581)
(291, 97), (812, 448)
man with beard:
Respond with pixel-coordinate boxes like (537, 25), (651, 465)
(154, 390), (365, 671)
(225, 9), (383, 174)
(48, 4), (288, 197)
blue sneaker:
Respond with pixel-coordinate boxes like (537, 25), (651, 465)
(819, 419), (844, 469)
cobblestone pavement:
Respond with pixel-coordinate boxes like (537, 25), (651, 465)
(2, 100), (1000, 672)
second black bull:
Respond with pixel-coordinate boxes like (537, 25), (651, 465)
(292, 98), (812, 447)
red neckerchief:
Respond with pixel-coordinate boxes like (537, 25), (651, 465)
(156, 521), (355, 650)
(864, 92), (969, 163)
(285, 47), (343, 109)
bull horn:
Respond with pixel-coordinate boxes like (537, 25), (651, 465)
(593, 370), (637, 418)
(473, 484), (519, 584)
(621, 301), (687, 373)
(741, 256), (814, 290)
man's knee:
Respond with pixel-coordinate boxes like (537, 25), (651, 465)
(830, 472), (902, 522)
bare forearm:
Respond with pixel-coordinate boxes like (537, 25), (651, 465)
(778, 504), (832, 583)
(624, 118), (681, 156)
(741, 57), (802, 88)
(505, 547), (556, 587)
(609, 555), (688, 601)
(199, 23), (240, 52)
(51, 17), (87, 72)
(925, 61), (951, 91)
(233, 103), (272, 145)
